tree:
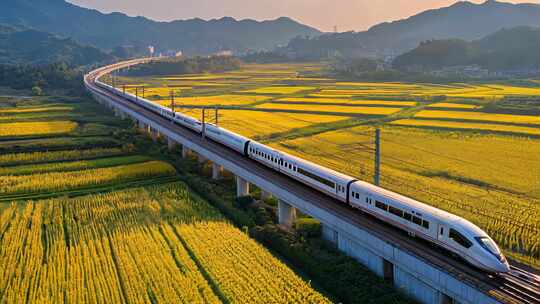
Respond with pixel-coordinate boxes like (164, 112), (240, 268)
(31, 86), (43, 96)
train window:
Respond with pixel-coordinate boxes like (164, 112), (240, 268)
(365, 197), (368, 203)
(297, 167), (335, 188)
(404, 212), (412, 221)
(422, 220), (430, 229)
(412, 216), (422, 226)
(356, 193), (360, 199)
(449, 229), (472, 248)
(375, 201), (388, 211)
(440, 227), (444, 235)
(389, 206), (403, 218)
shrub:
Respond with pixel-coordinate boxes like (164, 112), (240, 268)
(295, 218), (322, 238)
(235, 195), (255, 209)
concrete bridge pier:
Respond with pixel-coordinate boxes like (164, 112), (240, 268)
(197, 154), (207, 164)
(138, 121), (148, 133)
(167, 138), (177, 151)
(236, 176), (250, 197)
(261, 190), (273, 200)
(212, 163), (223, 180)
(182, 146), (190, 158)
(322, 224), (339, 246)
(278, 200), (297, 228)
(150, 128), (158, 142)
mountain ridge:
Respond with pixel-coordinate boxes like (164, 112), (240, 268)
(0, 24), (113, 66)
(393, 26), (540, 71)
(282, 0), (540, 58)
(0, 0), (321, 55)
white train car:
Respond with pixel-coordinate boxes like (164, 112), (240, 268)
(279, 153), (355, 202)
(349, 181), (509, 273)
(247, 140), (355, 202)
(247, 141), (281, 170)
(172, 112), (203, 133)
(205, 123), (250, 154)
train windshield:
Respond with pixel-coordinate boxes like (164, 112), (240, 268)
(475, 237), (503, 261)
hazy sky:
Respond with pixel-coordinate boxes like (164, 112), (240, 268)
(68, 0), (540, 32)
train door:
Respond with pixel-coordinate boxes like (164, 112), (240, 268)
(437, 223), (448, 242)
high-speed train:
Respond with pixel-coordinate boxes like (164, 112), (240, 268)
(88, 68), (510, 274)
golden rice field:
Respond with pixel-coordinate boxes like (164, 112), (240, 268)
(177, 108), (350, 139)
(0, 105), (73, 114)
(256, 103), (403, 116)
(278, 97), (417, 107)
(0, 160), (176, 195)
(242, 86), (316, 95)
(415, 110), (540, 125)
(426, 103), (478, 109)
(391, 119), (540, 136)
(0, 147), (125, 166)
(0, 155), (151, 176)
(0, 121), (78, 137)
(157, 94), (271, 107)
(0, 183), (328, 303)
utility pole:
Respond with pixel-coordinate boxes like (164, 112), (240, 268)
(122, 85), (126, 95)
(374, 128), (381, 186)
(142, 87), (145, 99)
(202, 107), (206, 139)
(170, 90), (175, 112)
(135, 87), (138, 101)
(215, 106), (218, 125)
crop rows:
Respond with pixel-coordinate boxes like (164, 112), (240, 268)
(0, 121), (78, 137)
(391, 119), (540, 136)
(0, 183), (328, 303)
(0, 147), (126, 166)
(0, 160), (176, 195)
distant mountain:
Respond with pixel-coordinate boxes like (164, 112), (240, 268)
(0, 24), (112, 66)
(0, 0), (320, 55)
(283, 0), (540, 58)
(393, 26), (540, 71)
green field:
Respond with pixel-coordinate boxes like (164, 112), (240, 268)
(116, 62), (540, 268)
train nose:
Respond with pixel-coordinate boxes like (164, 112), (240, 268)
(495, 258), (510, 273)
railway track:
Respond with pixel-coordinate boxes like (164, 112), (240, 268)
(86, 60), (540, 304)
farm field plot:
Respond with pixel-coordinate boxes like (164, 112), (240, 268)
(0, 155), (151, 176)
(256, 103), (403, 116)
(0, 105), (73, 113)
(426, 102), (478, 109)
(415, 110), (540, 125)
(0, 183), (329, 303)
(177, 108), (352, 139)
(391, 119), (540, 136)
(0, 121), (78, 137)
(278, 97), (417, 107)
(157, 94), (272, 107)
(242, 86), (316, 95)
(0, 160), (176, 195)
(0, 147), (124, 166)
